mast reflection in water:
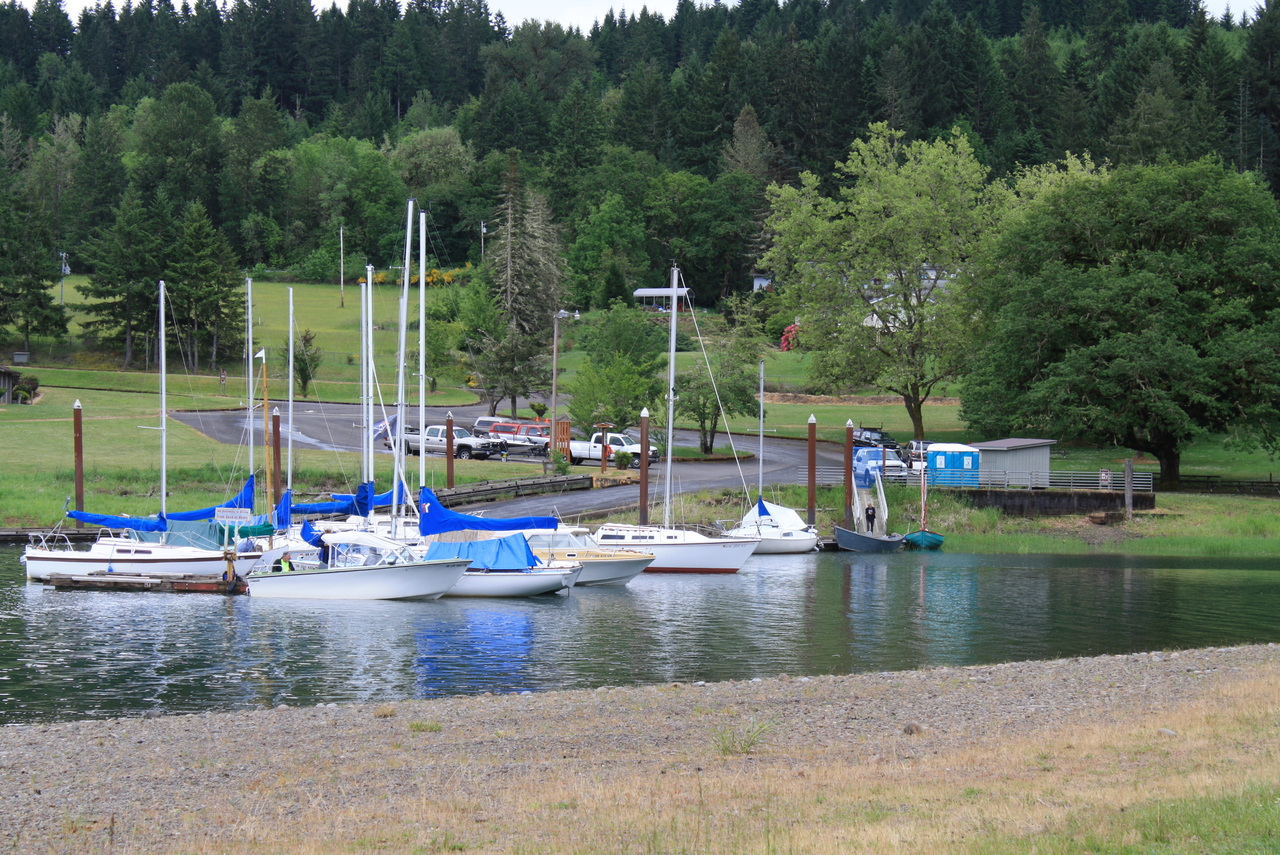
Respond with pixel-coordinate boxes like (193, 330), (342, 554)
(3, 546), (1280, 724)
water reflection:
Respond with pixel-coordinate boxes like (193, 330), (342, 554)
(2, 546), (1279, 724)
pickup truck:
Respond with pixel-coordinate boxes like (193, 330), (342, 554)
(386, 425), (497, 459)
(487, 422), (551, 455)
(567, 432), (658, 467)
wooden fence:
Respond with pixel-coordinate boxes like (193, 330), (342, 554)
(797, 468), (1155, 492)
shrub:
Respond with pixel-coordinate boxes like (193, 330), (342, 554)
(612, 450), (634, 470)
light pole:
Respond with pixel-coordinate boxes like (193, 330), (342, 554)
(549, 309), (578, 457)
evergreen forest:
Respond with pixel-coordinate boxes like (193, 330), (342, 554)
(0, 0), (1276, 372)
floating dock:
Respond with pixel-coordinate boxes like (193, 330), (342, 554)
(45, 572), (246, 594)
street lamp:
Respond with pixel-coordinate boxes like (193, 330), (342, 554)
(549, 309), (579, 456)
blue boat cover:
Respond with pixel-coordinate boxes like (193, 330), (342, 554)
(272, 490), (292, 529)
(417, 488), (557, 536)
(66, 511), (167, 532)
(333, 481), (407, 509)
(298, 519), (325, 547)
(291, 482), (375, 517)
(166, 476), (255, 521)
(424, 533), (542, 570)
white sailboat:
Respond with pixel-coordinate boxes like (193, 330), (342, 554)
(723, 359), (818, 554)
(517, 527), (654, 586)
(611, 266), (760, 573)
(23, 281), (268, 582)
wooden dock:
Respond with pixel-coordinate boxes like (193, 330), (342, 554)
(45, 572), (246, 594)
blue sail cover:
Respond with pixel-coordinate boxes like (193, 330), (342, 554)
(332, 481), (407, 509)
(299, 519), (325, 547)
(165, 476), (255, 522)
(424, 533), (542, 570)
(417, 487), (558, 536)
(291, 482), (375, 517)
(66, 511), (167, 532)
(272, 490), (292, 529)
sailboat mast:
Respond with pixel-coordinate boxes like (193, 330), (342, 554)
(663, 265), (679, 528)
(286, 287), (294, 491)
(246, 277), (253, 483)
(757, 358), (764, 498)
(394, 199), (414, 526)
(363, 265), (374, 487)
(418, 210), (427, 494)
(158, 280), (167, 521)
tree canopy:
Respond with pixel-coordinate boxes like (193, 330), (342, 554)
(763, 123), (997, 439)
(962, 158), (1280, 487)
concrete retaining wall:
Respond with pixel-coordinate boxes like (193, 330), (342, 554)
(942, 488), (1155, 517)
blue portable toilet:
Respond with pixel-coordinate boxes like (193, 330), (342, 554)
(926, 443), (980, 487)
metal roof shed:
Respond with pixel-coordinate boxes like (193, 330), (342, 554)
(968, 438), (1057, 488)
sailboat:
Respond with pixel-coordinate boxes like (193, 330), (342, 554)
(597, 266), (760, 573)
(23, 281), (271, 581)
(903, 457), (945, 550)
(724, 360), (818, 554)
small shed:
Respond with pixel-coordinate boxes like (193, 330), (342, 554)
(0, 366), (20, 405)
(927, 443), (981, 487)
(968, 438), (1057, 487)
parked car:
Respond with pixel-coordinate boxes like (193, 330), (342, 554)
(386, 425), (496, 459)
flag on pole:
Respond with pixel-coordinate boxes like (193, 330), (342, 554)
(255, 349), (266, 360)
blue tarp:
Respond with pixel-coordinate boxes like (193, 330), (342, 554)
(417, 487), (558, 536)
(165, 476), (255, 522)
(423, 533), (542, 570)
(66, 511), (167, 532)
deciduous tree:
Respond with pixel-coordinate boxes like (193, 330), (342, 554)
(763, 123), (998, 439)
(962, 158), (1280, 488)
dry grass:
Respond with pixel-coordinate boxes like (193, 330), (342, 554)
(19, 653), (1275, 854)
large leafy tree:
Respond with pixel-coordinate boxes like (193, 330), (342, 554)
(566, 301), (667, 432)
(763, 123), (998, 439)
(962, 158), (1280, 488)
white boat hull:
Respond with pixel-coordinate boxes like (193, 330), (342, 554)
(594, 525), (759, 573)
(528, 551), (652, 586)
(443, 565), (581, 597)
(248, 559), (469, 600)
(743, 528), (820, 554)
(24, 539), (260, 581)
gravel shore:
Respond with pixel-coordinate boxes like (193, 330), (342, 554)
(4, 643), (1278, 853)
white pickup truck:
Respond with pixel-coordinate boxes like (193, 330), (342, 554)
(387, 425), (497, 459)
(567, 432), (658, 467)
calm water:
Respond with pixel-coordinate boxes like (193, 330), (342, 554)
(3, 545), (1280, 725)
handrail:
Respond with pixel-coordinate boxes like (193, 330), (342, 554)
(797, 467), (1155, 492)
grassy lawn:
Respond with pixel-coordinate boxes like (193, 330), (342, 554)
(0, 385), (543, 527)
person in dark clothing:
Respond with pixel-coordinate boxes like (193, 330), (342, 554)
(865, 504), (877, 534)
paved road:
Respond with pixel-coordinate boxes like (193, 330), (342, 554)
(171, 403), (847, 518)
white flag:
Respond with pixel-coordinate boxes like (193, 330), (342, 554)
(255, 349), (266, 360)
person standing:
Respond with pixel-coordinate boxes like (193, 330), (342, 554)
(864, 504), (877, 535)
